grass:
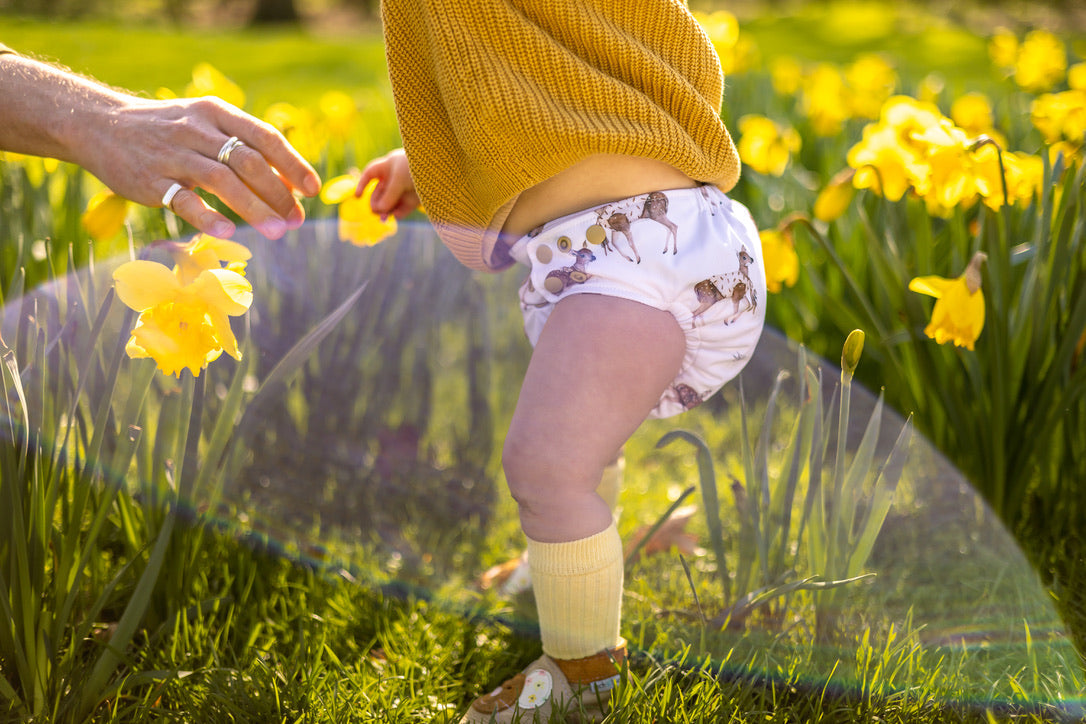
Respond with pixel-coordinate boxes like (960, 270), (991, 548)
(3, 221), (1081, 723)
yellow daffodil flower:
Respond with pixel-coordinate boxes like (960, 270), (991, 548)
(813, 169), (856, 222)
(1070, 63), (1086, 91)
(169, 234), (252, 285)
(950, 93), (995, 138)
(971, 143), (1044, 211)
(113, 259), (253, 377)
(82, 189), (129, 241)
(185, 62), (246, 109)
(770, 56), (803, 96)
(264, 102), (322, 162)
(847, 124), (921, 201)
(759, 228), (800, 294)
(845, 54), (898, 121)
(321, 174), (398, 247)
(912, 121), (976, 212)
(1013, 29), (1067, 93)
(1030, 89), (1086, 146)
(988, 28), (1019, 72)
(737, 115), (801, 177)
(908, 252), (987, 351)
(801, 63), (850, 137)
(695, 10), (756, 74)
(319, 90), (358, 141)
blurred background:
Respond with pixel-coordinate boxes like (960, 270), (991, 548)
(0, 0), (1082, 32)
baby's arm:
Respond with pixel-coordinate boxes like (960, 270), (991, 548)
(357, 148), (420, 221)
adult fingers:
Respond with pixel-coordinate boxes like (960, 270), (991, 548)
(161, 182), (237, 239)
(215, 138), (303, 226)
(188, 155), (294, 239)
(213, 104), (321, 198)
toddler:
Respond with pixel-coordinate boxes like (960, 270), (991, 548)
(358, 2), (766, 721)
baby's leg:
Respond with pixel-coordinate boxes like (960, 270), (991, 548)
(504, 293), (684, 542)
(503, 293), (685, 660)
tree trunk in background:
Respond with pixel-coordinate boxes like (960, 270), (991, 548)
(249, 0), (300, 24)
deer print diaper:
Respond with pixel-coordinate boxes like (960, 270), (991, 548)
(509, 185), (767, 419)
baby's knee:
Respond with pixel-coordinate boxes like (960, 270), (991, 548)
(501, 433), (550, 510)
(502, 432), (607, 516)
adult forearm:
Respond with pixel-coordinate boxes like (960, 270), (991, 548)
(0, 52), (127, 167)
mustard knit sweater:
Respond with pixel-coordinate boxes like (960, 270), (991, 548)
(381, 0), (741, 272)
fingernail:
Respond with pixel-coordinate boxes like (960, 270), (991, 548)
(305, 176), (321, 196)
(287, 206), (305, 228)
(263, 218), (286, 239)
(211, 220), (235, 238)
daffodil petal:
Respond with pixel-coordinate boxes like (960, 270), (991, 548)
(113, 260), (182, 311)
(321, 174), (360, 205)
(206, 307), (242, 360)
(188, 269), (253, 316)
(907, 275), (954, 298)
(188, 234), (252, 262)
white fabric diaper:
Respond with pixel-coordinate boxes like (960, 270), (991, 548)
(509, 185), (767, 419)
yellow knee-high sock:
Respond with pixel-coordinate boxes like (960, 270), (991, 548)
(526, 522), (624, 661)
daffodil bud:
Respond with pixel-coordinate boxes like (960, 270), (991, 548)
(842, 329), (865, 381)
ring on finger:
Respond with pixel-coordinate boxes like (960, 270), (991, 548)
(161, 182), (184, 210)
(216, 136), (245, 165)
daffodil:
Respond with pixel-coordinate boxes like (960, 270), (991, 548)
(168, 234), (252, 284)
(908, 252), (987, 351)
(845, 53), (897, 120)
(113, 260), (253, 377)
(813, 169), (856, 222)
(321, 174), (397, 247)
(1030, 89), (1086, 146)
(988, 27), (1019, 72)
(1070, 63), (1086, 91)
(184, 62), (246, 109)
(912, 121), (976, 213)
(82, 189), (129, 241)
(264, 102), (322, 162)
(950, 92), (995, 138)
(971, 143), (1043, 211)
(1013, 30), (1067, 93)
(319, 90), (358, 141)
(801, 63), (850, 137)
(770, 56), (803, 96)
(759, 228), (800, 294)
(695, 10), (756, 74)
(847, 124), (921, 201)
(737, 115), (801, 176)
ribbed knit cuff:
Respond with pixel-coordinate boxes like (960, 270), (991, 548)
(527, 523), (624, 660)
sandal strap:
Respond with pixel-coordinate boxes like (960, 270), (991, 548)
(553, 639), (626, 685)
(471, 672), (527, 714)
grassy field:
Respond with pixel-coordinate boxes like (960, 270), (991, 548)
(2, 2), (1086, 722)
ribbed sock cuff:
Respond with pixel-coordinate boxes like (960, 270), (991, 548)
(527, 522), (624, 660)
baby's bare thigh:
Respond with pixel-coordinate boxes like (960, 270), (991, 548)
(508, 294), (685, 475)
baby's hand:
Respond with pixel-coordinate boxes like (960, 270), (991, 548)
(357, 148), (420, 221)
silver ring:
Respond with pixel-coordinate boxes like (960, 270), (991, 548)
(216, 136), (245, 165)
(161, 182), (184, 209)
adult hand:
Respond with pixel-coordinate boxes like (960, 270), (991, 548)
(0, 51), (321, 240)
(81, 95), (322, 240)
